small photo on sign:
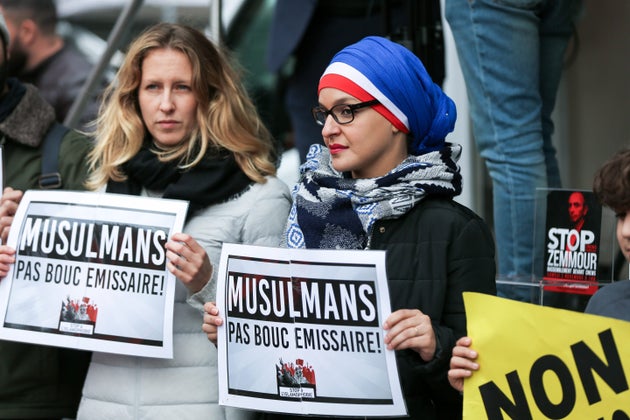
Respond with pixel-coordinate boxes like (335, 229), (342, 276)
(59, 296), (98, 335)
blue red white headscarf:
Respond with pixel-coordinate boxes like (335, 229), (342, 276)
(318, 36), (456, 155)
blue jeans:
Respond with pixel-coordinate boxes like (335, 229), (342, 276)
(445, 0), (582, 300)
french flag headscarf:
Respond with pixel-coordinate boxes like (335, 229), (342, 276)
(318, 36), (456, 155)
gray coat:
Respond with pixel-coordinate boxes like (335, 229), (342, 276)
(78, 177), (292, 420)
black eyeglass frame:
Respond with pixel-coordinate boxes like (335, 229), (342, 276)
(311, 99), (380, 126)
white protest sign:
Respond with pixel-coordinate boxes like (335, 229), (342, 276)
(216, 243), (406, 417)
(0, 190), (188, 358)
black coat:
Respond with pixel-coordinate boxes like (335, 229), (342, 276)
(371, 197), (496, 419)
(263, 197), (496, 420)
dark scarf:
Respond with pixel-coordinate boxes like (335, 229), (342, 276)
(0, 78), (27, 123)
(285, 143), (463, 249)
(107, 144), (253, 221)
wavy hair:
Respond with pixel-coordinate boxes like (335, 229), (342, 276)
(86, 22), (276, 190)
(593, 148), (630, 213)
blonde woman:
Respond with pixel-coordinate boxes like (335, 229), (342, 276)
(76, 23), (291, 419)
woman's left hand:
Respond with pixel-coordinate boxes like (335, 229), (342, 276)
(383, 308), (436, 362)
(202, 301), (223, 346)
(165, 233), (212, 294)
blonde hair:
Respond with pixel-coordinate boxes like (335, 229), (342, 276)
(86, 22), (276, 190)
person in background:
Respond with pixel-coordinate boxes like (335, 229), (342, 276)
(585, 148), (630, 321)
(267, 0), (390, 164)
(205, 35), (496, 419)
(448, 147), (630, 394)
(444, 0), (583, 302)
(267, 0), (442, 164)
(0, 0), (102, 131)
(0, 10), (92, 419)
(0, 22), (291, 419)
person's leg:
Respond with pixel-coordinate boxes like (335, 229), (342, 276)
(446, 0), (549, 301)
(538, 0), (583, 189)
(539, 0), (586, 310)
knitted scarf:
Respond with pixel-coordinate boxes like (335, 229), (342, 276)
(285, 143), (462, 249)
(107, 144), (252, 221)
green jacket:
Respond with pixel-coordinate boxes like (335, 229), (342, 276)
(0, 80), (92, 418)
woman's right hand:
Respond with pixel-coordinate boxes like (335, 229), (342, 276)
(0, 187), (24, 244)
(0, 245), (16, 278)
(448, 336), (479, 393)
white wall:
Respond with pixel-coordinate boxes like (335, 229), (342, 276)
(563, 1), (630, 189)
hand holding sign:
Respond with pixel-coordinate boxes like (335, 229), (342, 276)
(0, 187), (23, 244)
(0, 245), (15, 278)
(448, 336), (479, 393)
(165, 232), (213, 294)
(202, 301), (221, 345)
(383, 308), (437, 362)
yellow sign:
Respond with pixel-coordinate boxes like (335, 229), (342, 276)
(463, 292), (630, 419)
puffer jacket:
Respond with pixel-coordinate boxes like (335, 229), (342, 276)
(0, 79), (92, 418)
(78, 177), (292, 420)
(263, 197), (496, 420)
(371, 197), (496, 419)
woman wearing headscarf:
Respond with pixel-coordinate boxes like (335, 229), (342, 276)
(205, 36), (496, 419)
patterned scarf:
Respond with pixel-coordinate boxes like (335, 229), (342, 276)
(285, 143), (463, 249)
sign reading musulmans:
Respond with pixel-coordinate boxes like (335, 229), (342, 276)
(215, 243), (406, 418)
(0, 190), (188, 358)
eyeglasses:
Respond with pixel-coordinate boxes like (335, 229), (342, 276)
(311, 99), (380, 126)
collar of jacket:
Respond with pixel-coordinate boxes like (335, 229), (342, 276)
(0, 81), (56, 148)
